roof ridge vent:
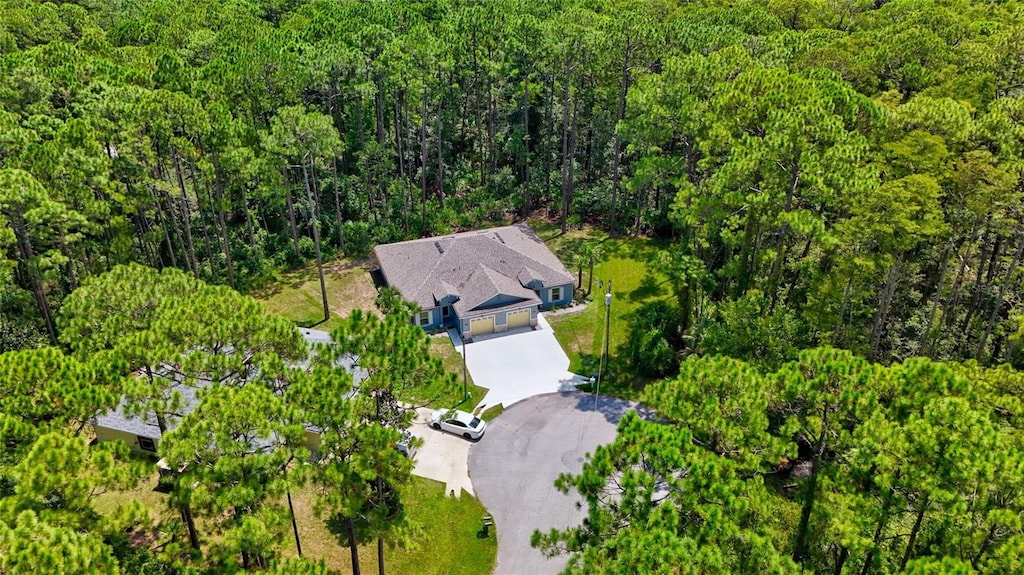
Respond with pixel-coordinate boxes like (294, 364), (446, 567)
(434, 241), (445, 254)
(494, 232), (505, 244)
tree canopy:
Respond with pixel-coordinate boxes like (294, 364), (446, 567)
(537, 351), (1024, 574)
(4, 0), (1024, 572)
(0, 0), (1022, 370)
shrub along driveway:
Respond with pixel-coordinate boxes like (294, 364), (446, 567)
(468, 392), (647, 575)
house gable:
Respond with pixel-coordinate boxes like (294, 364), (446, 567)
(474, 292), (532, 311)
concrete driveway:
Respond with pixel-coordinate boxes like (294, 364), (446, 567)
(469, 392), (646, 575)
(451, 314), (590, 411)
(407, 408), (475, 497)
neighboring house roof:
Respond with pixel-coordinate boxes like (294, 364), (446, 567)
(374, 224), (574, 314)
(94, 375), (196, 440)
(94, 329), (360, 439)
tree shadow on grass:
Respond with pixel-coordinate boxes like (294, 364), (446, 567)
(612, 235), (671, 262)
(250, 257), (378, 300)
(325, 513), (374, 548)
(625, 274), (669, 303)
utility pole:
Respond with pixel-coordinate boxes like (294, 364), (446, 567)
(595, 280), (611, 411)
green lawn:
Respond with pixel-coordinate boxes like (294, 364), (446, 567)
(283, 478), (496, 575)
(532, 220), (675, 398)
(251, 258), (486, 410)
(95, 474), (496, 575)
(249, 257), (380, 329)
(423, 336), (489, 410)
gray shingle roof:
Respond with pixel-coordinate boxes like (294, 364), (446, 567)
(374, 224), (573, 311)
(452, 264), (540, 316)
(94, 329), (358, 439)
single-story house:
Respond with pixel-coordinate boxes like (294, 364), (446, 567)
(374, 224), (575, 339)
(93, 328), (357, 456)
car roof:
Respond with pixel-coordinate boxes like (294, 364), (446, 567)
(448, 410), (476, 425)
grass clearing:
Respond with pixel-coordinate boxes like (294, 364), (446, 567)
(250, 257), (381, 328)
(425, 336), (489, 410)
(95, 474), (495, 575)
(532, 220), (675, 398)
(93, 470), (168, 522)
(355, 478), (496, 575)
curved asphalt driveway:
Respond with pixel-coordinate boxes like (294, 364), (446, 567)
(469, 392), (648, 575)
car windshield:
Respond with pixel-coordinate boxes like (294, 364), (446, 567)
(470, 417), (482, 428)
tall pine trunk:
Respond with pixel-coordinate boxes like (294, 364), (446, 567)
(522, 78), (531, 213)
(917, 238), (955, 356)
(559, 51), (573, 234)
(171, 153), (199, 277)
(859, 486), (897, 575)
(870, 262), (900, 360)
(186, 159), (217, 268)
(210, 150), (236, 289)
(283, 168), (301, 259)
(899, 498), (929, 571)
(544, 74), (554, 203)
(793, 418), (829, 564)
(436, 68), (445, 209)
(149, 390), (201, 552)
(11, 217), (57, 344)
(377, 535), (385, 575)
(149, 184), (178, 268)
(939, 221), (982, 340)
(302, 159), (330, 323)
(487, 58), (496, 180)
(976, 229), (1024, 361)
(609, 43), (631, 229)
(420, 89), (429, 228)
(347, 517), (361, 575)
(374, 77), (386, 145)
(332, 156), (345, 252)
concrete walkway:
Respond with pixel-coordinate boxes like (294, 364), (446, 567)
(407, 407), (474, 497)
(449, 314), (589, 411)
(469, 392), (640, 575)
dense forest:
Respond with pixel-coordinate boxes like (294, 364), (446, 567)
(3, 265), (454, 574)
(1, 0), (1023, 367)
(536, 349), (1024, 574)
(4, 0), (1024, 573)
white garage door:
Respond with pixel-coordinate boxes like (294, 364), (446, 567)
(506, 308), (531, 329)
(471, 315), (495, 336)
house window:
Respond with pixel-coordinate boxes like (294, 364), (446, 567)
(551, 286), (563, 302)
(138, 436), (157, 452)
(442, 306), (450, 318)
(416, 310), (431, 326)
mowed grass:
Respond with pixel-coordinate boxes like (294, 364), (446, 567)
(95, 474), (496, 575)
(421, 336), (489, 410)
(532, 220), (674, 397)
(249, 257), (381, 330)
(251, 259), (487, 409)
(282, 478), (496, 575)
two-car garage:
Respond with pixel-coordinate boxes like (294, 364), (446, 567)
(468, 308), (534, 337)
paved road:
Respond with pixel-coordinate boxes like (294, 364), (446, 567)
(469, 392), (642, 575)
